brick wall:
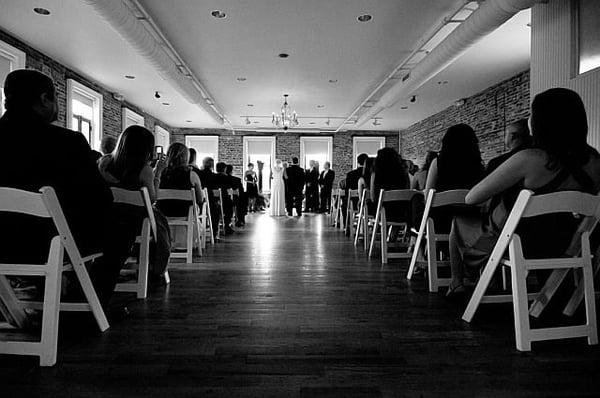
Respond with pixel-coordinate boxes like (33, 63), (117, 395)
(172, 128), (399, 183)
(0, 28), (172, 142)
(400, 69), (530, 167)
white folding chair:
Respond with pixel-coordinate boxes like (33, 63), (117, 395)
(407, 189), (469, 292)
(112, 187), (168, 299)
(462, 190), (598, 351)
(345, 189), (360, 237)
(157, 188), (201, 263)
(334, 189), (346, 230)
(0, 186), (109, 366)
(199, 188), (215, 248)
(368, 189), (423, 264)
(230, 188), (238, 225)
(212, 188), (225, 238)
(354, 189), (375, 251)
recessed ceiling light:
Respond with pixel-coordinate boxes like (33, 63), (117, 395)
(309, 122), (316, 125)
(247, 104), (254, 107)
(124, 75), (136, 80)
(33, 7), (50, 15)
(162, 102), (170, 106)
(253, 121), (260, 124)
(186, 120), (192, 123)
(328, 79), (338, 83)
(278, 53), (289, 58)
(400, 106), (408, 110)
(316, 105), (325, 109)
(237, 77), (247, 82)
(210, 10), (227, 19)
(357, 14), (372, 22)
(437, 80), (448, 85)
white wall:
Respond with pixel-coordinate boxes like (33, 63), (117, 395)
(531, 0), (600, 148)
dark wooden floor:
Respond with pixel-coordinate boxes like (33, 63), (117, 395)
(1, 213), (599, 397)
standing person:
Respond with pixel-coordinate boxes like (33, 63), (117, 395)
(486, 119), (531, 174)
(0, 69), (136, 311)
(215, 162), (235, 234)
(305, 160), (320, 212)
(285, 157), (306, 216)
(197, 157), (221, 238)
(269, 159), (287, 216)
(411, 151), (437, 190)
(318, 161), (335, 213)
(225, 165), (247, 227)
(245, 163), (258, 212)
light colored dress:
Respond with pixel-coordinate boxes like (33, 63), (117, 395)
(269, 165), (286, 216)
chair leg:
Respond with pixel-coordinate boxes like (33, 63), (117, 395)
(510, 241), (531, 351)
(39, 241), (63, 366)
(368, 222), (378, 259)
(72, 258), (109, 332)
(582, 256), (598, 345)
(186, 221), (193, 263)
(380, 218), (388, 265)
(138, 229), (150, 299)
(426, 221), (438, 293)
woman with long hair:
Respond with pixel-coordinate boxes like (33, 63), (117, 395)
(447, 88), (600, 297)
(411, 150), (437, 190)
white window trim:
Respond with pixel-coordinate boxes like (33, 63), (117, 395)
(242, 135), (276, 168)
(352, 136), (385, 169)
(154, 125), (170, 151)
(0, 40), (26, 117)
(185, 135), (219, 164)
(66, 79), (103, 151)
(299, 136), (333, 169)
(122, 107), (145, 130)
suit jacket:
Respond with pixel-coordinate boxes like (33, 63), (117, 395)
(286, 164), (305, 193)
(318, 169), (335, 189)
(305, 168), (319, 187)
(0, 109), (113, 261)
(195, 168), (217, 191)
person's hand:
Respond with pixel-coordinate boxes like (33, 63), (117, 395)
(155, 154), (168, 173)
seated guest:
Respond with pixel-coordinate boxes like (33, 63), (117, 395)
(188, 148), (202, 175)
(0, 69), (136, 310)
(344, 153), (368, 214)
(411, 151), (437, 191)
(157, 143), (204, 217)
(215, 162), (235, 234)
(405, 159), (419, 187)
(447, 88), (600, 297)
(486, 119), (531, 174)
(98, 126), (171, 282)
(100, 135), (117, 156)
(318, 161), (335, 213)
(226, 164), (248, 227)
(198, 157), (220, 236)
(358, 157), (375, 214)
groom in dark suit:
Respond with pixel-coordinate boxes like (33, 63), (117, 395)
(285, 157), (305, 216)
(318, 161), (335, 213)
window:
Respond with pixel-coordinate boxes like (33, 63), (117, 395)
(243, 136), (276, 193)
(300, 137), (333, 169)
(67, 79), (103, 150)
(576, 0), (600, 75)
(185, 135), (219, 165)
(0, 40), (26, 117)
(352, 137), (385, 168)
(122, 107), (145, 130)
(154, 125), (170, 153)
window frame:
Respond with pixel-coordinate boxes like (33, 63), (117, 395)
(185, 135), (219, 164)
(67, 79), (103, 150)
(572, 0), (600, 77)
(0, 39), (26, 117)
(299, 136), (333, 169)
(352, 136), (385, 169)
(122, 107), (145, 130)
(154, 125), (170, 152)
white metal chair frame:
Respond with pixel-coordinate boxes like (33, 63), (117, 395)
(345, 189), (360, 237)
(0, 186), (109, 366)
(354, 189), (375, 251)
(462, 189), (598, 351)
(199, 188), (215, 248)
(333, 189), (346, 229)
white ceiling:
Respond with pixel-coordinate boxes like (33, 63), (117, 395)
(0, 0), (531, 132)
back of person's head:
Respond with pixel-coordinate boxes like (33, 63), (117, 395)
(216, 162), (227, 173)
(3, 69), (57, 122)
(357, 153), (368, 167)
(505, 119), (531, 151)
(189, 148), (197, 165)
(422, 151), (438, 171)
(437, 123), (484, 190)
(324, 161), (331, 169)
(362, 157), (375, 186)
(225, 164), (233, 175)
(373, 147), (409, 190)
(166, 143), (190, 170)
(112, 125), (154, 182)
(247, 162), (254, 169)
(100, 135), (117, 155)
(203, 157), (214, 170)
(292, 157), (299, 165)
(531, 88), (593, 169)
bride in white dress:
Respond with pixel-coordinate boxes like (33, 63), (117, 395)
(269, 159), (287, 216)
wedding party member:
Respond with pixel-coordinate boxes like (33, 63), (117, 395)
(486, 118), (531, 174)
(411, 151), (437, 191)
(245, 163), (258, 212)
(215, 162), (235, 234)
(285, 157), (306, 216)
(318, 161), (335, 213)
(305, 160), (320, 212)
(269, 159), (287, 216)
(98, 125), (172, 282)
(0, 69), (136, 309)
(225, 165), (248, 227)
(447, 88), (600, 297)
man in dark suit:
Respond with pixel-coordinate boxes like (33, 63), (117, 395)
(318, 161), (335, 213)
(343, 153), (368, 215)
(486, 119), (531, 174)
(225, 164), (247, 227)
(194, 156), (221, 237)
(0, 69), (136, 310)
(305, 160), (320, 212)
(215, 162), (235, 234)
(285, 157), (305, 216)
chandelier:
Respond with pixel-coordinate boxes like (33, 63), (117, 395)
(272, 94), (299, 131)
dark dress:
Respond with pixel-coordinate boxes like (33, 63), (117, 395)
(157, 166), (193, 217)
(245, 171), (258, 199)
(305, 167), (320, 211)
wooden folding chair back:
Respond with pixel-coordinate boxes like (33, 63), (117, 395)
(462, 189), (599, 351)
(212, 188), (225, 238)
(111, 187), (166, 298)
(354, 189), (373, 250)
(0, 186), (108, 366)
(345, 189), (360, 237)
(199, 188), (215, 248)
(334, 189), (346, 229)
(407, 189), (469, 292)
(368, 189), (423, 264)
(229, 188), (238, 224)
(157, 188), (201, 263)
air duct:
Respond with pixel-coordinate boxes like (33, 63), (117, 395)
(355, 0), (540, 127)
(82, 0), (225, 124)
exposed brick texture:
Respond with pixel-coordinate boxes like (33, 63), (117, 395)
(0, 28), (172, 142)
(400, 70), (530, 167)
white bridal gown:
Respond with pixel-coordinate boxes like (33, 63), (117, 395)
(269, 165), (287, 216)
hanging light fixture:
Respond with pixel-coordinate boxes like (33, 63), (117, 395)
(272, 94), (299, 131)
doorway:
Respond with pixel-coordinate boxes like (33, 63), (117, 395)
(243, 136), (276, 194)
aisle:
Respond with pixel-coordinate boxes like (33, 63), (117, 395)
(1, 213), (599, 397)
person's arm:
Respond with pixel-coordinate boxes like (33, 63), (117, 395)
(190, 171), (205, 204)
(139, 165), (157, 202)
(425, 158), (438, 191)
(465, 150), (531, 205)
(152, 154), (168, 201)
